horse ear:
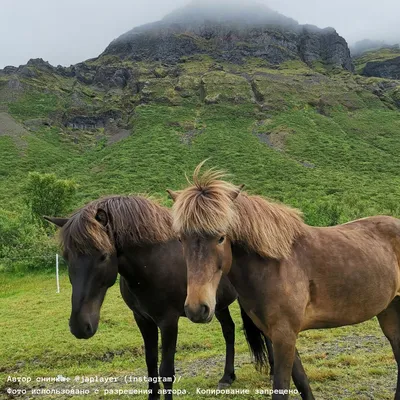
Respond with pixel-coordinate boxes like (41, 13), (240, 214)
(231, 184), (245, 200)
(43, 216), (69, 228)
(166, 189), (178, 202)
(95, 209), (108, 226)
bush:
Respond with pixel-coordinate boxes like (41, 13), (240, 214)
(23, 172), (77, 225)
(0, 208), (58, 272)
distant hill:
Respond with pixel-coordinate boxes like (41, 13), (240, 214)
(351, 39), (400, 57)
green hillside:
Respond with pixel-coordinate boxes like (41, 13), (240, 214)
(1, 54), (400, 270)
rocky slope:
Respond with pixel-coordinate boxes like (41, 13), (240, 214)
(363, 56), (400, 80)
(352, 46), (400, 79)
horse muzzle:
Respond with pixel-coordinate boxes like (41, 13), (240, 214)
(69, 314), (98, 339)
(184, 303), (214, 323)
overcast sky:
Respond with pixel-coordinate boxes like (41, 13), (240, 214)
(1, 0), (399, 69)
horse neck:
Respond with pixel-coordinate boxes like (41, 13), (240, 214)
(228, 243), (280, 299)
(109, 222), (150, 275)
(116, 241), (154, 281)
(116, 239), (183, 284)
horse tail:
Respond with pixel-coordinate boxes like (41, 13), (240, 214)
(240, 302), (271, 372)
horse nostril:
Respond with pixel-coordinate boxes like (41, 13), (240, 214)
(85, 322), (93, 336)
(200, 304), (210, 319)
(184, 304), (190, 317)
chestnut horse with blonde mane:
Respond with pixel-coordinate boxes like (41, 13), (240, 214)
(168, 163), (400, 400)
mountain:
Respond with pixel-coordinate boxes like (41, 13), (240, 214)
(103, 0), (353, 71)
(1, 0), (400, 267)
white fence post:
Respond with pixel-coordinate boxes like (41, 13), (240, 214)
(56, 254), (60, 293)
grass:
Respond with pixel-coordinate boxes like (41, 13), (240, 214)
(8, 92), (61, 120)
(0, 272), (398, 399)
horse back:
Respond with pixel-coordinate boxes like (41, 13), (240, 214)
(295, 216), (400, 329)
(336, 215), (400, 257)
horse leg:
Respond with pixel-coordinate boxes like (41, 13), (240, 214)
(263, 337), (313, 399)
(377, 297), (400, 400)
(265, 336), (275, 381)
(271, 331), (297, 400)
(215, 307), (236, 388)
(292, 349), (315, 400)
(159, 316), (179, 400)
(134, 313), (160, 400)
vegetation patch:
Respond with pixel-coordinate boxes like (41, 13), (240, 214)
(252, 121), (294, 152)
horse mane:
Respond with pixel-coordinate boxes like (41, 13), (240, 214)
(61, 195), (174, 255)
(231, 194), (305, 259)
(172, 164), (305, 259)
(172, 164), (241, 237)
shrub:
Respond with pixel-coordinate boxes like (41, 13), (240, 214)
(302, 200), (342, 227)
(0, 209), (58, 272)
(23, 172), (77, 225)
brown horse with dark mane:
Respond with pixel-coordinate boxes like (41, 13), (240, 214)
(168, 163), (400, 400)
(45, 195), (274, 400)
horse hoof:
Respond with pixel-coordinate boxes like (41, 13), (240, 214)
(218, 382), (232, 390)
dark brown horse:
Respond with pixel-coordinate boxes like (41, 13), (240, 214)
(169, 163), (400, 400)
(44, 195), (273, 400)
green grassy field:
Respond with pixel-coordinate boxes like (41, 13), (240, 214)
(0, 272), (398, 399)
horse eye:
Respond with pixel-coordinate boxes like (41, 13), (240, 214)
(218, 236), (225, 244)
(100, 254), (107, 262)
(178, 237), (182, 243)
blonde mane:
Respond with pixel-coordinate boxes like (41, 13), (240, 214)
(172, 164), (241, 237)
(62, 195), (174, 255)
(172, 164), (305, 259)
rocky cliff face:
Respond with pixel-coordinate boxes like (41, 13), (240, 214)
(103, 0), (353, 71)
(363, 56), (400, 80)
